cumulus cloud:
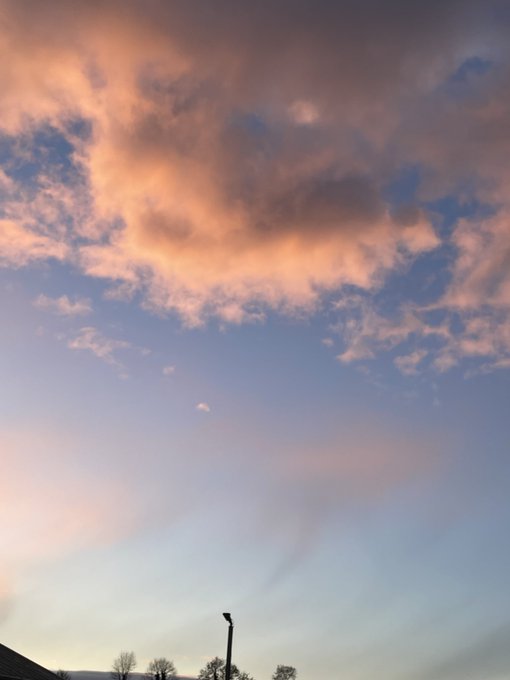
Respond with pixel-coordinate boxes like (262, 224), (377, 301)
(34, 294), (92, 316)
(0, 1), (442, 313)
(0, 0), (509, 366)
(196, 402), (211, 413)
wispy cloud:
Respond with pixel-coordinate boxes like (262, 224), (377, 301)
(0, 219), (68, 266)
(67, 327), (130, 366)
(196, 402), (211, 413)
(162, 364), (176, 376)
(394, 349), (428, 375)
(333, 296), (448, 367)
(329, 290), (510, 375)
(34, 294), (92, 316)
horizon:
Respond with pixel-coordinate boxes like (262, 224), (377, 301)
(68, 672), (195, 679)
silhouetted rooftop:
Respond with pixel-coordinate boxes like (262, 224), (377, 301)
(0, 643), (59, 680)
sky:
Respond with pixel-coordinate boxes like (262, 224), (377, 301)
(1, 1), (510, 679)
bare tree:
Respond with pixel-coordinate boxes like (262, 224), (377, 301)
(147, 658), (176, 680)
(111, 652), (137, 680)
(271, 666), (296, 680)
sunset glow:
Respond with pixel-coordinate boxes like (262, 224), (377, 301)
(1, 2), (510, 680)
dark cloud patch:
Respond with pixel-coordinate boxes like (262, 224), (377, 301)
(256, 175), (385, 237)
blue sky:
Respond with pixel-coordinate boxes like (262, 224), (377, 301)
(1, 2), (510, 680)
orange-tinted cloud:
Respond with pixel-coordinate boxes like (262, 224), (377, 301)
(444, 212), (510, 311)
(33, 294), (92, 316)
(0, 0), (444, 323)
(0, 0), (508, 358)
(0, 219), (67, 266)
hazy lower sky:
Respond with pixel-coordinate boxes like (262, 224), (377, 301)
(1, 2), (510, 679)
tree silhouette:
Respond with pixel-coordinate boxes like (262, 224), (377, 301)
(147, 658), (177, 680)
(111, 651), (137, 680)
(237, 673), (254, 680)
(56, 671), (71, 680)
(271, 666), (296, 680)
(198, 657), (232, 680)
(198, 657), (253, 680)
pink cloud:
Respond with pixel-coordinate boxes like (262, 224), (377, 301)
(0, 219), (67, 267)
(394, 349), (428, 375)
(34, 294), (93, 316)
(67, 326), (131, 365)
(0, 0), (508, 366)
(443, 212), (510, 312)
(0, 1), (443, 326)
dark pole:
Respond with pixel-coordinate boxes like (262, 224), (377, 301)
(223, 613), (234, 680)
